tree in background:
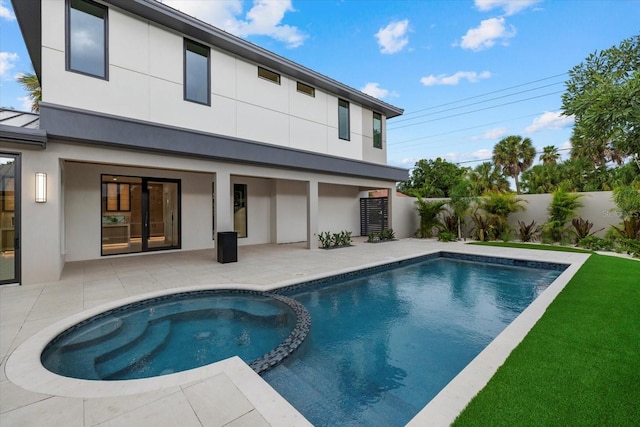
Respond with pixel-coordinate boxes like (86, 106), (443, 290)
(397, 158), (467, 198)
(492, 135), (536, 194)
(17, 72), (41, 113)
(539, 145), (560, 165)
(562, 34), (640, 164)
(467, 162), (510, 195)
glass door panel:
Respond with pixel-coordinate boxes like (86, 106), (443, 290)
(0, 155), (19, 284)
(101, 176), (142, 255)
(145, 180), (179, 250)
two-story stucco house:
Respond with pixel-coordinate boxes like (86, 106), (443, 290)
(1, 0), (407, 286)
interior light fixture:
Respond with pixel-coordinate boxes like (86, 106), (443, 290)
(35, 172), (47, 203)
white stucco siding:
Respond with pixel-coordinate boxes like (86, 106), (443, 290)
(236, 103), (289, 145)
(318, 184), (361, 235)
(274, 180), (307, 244)
(38, 0), (385, 163)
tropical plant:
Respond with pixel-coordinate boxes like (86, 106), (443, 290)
(379, 228), (395, 240)
(470, 210), (497, 242)
(318, 230), (352, 248)
(414, 198), (447, 238)
(540, 145), (560, 165)
(570, 217), (603, 243)
(448, 180), (475, 239)
(542, 189), (583, 243)
(517, 220), (539, 242)
(477, 191), (526, 239)
(577, 236), (615, 252)
(492, 135), (536, 194)
(17, 72), (41, 112)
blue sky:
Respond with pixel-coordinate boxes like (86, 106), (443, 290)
(1, 0), (639, 169)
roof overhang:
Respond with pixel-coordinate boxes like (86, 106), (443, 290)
(39, 103), (408, 182)
(0, 125), (47, 148)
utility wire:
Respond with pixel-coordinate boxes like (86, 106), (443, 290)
(398, 72), (568, 118)
(388, 112), (545, 148)
(453, 147), (572, 166)
(388, 81), (564, 126)
(388, 91), (564, 131)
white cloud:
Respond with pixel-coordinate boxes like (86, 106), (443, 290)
(420, 70), (491, 86)
(443, 148), (492, 164)
(0, 0), (15, 21)
(458, 17), (516, 51)
(0, 51), (18, 78)
(474, 0), (542, 16)
(472, 127), (507, 140)
(18, 96), (32, 112)
(360, 82), (398, 99)
(160, 0), (307, 48)
(375, 19), (410, 54)
(525, 111), (575, 133)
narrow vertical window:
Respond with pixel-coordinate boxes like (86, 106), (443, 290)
(67, 0), (108, 78)
(184, 39), (210, 105)
(373, 112), (382, 149)
(338, 99), (350, 140)
(233, 184), (247, 238)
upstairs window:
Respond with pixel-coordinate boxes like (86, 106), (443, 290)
(373, 112), (382, 149)
(184, 39), (210, 105)
(296, 82), (315, 97)
(258, 67), (281, 84)
(67, 0), (108, 79)
(338, 99), (350, 140)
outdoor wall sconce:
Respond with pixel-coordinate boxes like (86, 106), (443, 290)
(35, 172), (47, 203)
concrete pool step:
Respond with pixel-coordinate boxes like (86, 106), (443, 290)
(95, 320), (171, 379)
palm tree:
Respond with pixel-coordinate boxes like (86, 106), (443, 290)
(539, 145), (560, 164)
(17, 72), (41, 112)
(467, 162), (509, 196)
(492, 135), (536, 194)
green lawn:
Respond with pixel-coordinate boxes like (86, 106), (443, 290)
(453, 250), (640, 426)
(469, 241), (593, 254)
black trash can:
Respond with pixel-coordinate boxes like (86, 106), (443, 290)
(217, 231), (238, 263)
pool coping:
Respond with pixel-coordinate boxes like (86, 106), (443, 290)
(5, 246), (590, 426)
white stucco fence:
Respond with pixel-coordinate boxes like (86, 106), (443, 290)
(392, 191), (620, 239)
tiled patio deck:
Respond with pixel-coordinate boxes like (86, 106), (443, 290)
(0, 239), (590, 426)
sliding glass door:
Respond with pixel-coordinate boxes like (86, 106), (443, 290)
(101, 175), (180, 256)
(0, 154), (19, 284)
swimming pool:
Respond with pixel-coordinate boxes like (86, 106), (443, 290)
(262, 252), (565, 426)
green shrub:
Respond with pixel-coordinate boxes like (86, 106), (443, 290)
(578, 236), (615, 251)
(437, 230), (457, 242)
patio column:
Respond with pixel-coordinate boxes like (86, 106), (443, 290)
(306, 179), (318, 250)
(214, 170), (232, 235)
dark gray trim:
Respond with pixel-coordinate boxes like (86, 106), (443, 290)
(10, 0), (42, 82)
(39, 103), (408, 182)
(0, 125), (47, 148)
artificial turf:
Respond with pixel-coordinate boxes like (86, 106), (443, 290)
(453, 253), (640, 426)
(469, 241), (593, 254)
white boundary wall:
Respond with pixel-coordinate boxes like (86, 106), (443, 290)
(392, 191), (621, 239)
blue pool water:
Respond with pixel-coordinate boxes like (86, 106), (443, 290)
(41, 291), (300, 380)
(262, 255), (563, 426)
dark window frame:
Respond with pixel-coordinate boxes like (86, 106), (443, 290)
(233, 183), (248, 238)
(338, 99), (350, 141)
(373, 112), (382, 149)
(65, 0), (109, 80)
(258, 66), (281, 85)
(296, 81), (315, 97)
(183, 38), (211, 105)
